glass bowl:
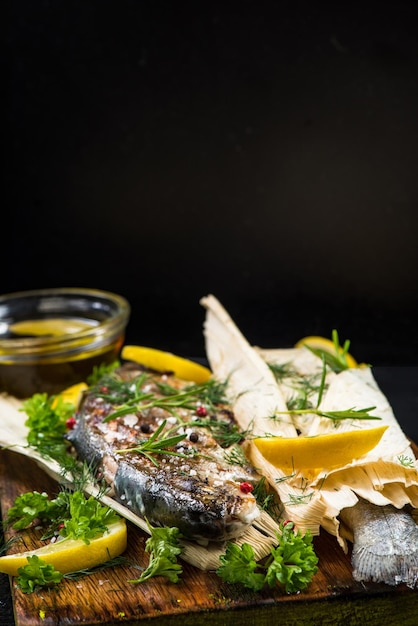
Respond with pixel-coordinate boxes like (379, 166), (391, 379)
(0, 288), (130, 398)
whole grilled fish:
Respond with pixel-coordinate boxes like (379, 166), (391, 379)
(66, 364), (260, 543)
(339, 498), (418, 588)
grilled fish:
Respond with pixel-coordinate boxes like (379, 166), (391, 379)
(66, 364), (260, 544)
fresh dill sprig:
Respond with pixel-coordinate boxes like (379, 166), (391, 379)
(223, 444), (248, 467)
(397, 454), (415, 468)
(193, 416), (249, 448)
(268, 362), (297, 382)
(252, 476), (283, 521)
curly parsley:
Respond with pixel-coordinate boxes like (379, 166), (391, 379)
(217, 521), (318, 593)
(129, 520), (183, 584)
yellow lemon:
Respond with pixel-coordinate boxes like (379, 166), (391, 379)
(0, 519), (127, 577)
(121, 345), (212, 383)
(295, 335), (358, 369)
(9, 318), (96, 337)
(253, 425), (388, 471)
(52, 382), (88, 410)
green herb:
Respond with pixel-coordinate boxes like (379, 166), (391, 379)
(16, 554), (129, 593)
(129, 520), (183, 583)
(101, 376), (229, 423)
(252, 476), (283, 522)
(116, 419), (189, 467)
(217, 521), (318, 593)
(61, 492), (120, 543)
(223, 444), (248, 467)
(274, 405), (380, 423)
(283, 492), (314, 506)
(304, 330), (352, 373)
(193, 416), (249, 448)
(264, 522), (318, 593)
(22, 393), (74, 461)
(268, 362), (298, 382)
(87, 360), (120, 386)
(397, 454), (415, 468)
(217, 542), (266, 591)
(6, 489), (119, 544)
(16, 555), (63, 593)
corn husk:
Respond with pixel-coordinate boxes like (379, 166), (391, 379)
(201, 295), (418, 550)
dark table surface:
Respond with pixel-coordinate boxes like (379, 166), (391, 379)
(1, 365), (417, 625)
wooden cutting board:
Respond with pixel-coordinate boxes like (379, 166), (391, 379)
(1, 447), (417, 626)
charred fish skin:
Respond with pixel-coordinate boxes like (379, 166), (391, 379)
(66, 366), (260, 543)
(340, 498), (418, 589)
(114, 459), (256, 542)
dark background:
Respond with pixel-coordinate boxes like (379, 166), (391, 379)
(4, 1), (418, 365)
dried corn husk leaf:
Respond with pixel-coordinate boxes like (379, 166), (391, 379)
(201, 295), (418, 550)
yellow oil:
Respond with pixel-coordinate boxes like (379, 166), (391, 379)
(0, 317), (124, 398)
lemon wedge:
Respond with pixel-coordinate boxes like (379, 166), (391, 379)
(0, 519), (127, 577)
(295, 335), (358, 369)
(253, 425), (388, 471)
(9, 318), (96, 337)
(121, 345), (212, 383)
(52, 382), (88, 410)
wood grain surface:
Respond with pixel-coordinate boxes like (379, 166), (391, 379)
(1, 447), (417, 626)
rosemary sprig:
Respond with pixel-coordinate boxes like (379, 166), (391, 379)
(116, 419), (189, 466)
(102, 378), (229, 423)
(276, 352), (380, 422)
(304, 329), (352, 373)
(274, 405), (380, 422)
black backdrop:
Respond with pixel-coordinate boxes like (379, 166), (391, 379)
(4, 1), (418, 365)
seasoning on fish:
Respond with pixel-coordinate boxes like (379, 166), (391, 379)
(66, 364), (261, 543)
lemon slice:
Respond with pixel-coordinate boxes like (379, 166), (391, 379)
(295, 335), (358, 369)
(9, 318), (96, 337)
(121, 345), (212, 383)
(52, 382), (88, 409)
(253, 425), (388, 471)
(0, 519), (127, 577)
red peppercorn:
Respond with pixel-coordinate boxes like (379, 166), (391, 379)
(196, 405), (207, 417)
(239, 482), (254, 494)
(66, 416), (77, 429)
(100, 386), (109, 393)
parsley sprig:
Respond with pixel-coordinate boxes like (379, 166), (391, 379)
(22, 393), (75, 462)
(129, 520), (183, 583)
(6, 489), (120, 543)
(16, 555), (63, 593)
(217, 521), (318, 593)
